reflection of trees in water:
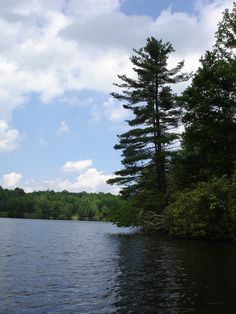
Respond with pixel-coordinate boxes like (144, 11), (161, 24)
(109, 234), (236, 314)
(109, 234), (183, 314)
(169, 240), (236, 314)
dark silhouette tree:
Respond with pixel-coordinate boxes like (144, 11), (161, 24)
(108, 37), (189, 217)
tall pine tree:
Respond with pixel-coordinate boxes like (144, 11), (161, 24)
(108, 37), (189, 220)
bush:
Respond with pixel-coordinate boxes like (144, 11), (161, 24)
(164, 176), (236, 240)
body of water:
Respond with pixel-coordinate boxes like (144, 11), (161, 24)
(0, 218), (235, 313)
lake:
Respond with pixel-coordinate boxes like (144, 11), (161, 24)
(0, 218), (235, 313)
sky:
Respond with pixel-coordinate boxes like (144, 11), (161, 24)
(0, 0), (233, 193)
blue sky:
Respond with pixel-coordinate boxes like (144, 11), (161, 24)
(0, 0), (233, 193)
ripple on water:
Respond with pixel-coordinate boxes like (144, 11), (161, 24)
(0, 219), (236, 313)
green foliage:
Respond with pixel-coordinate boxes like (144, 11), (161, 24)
(106, 5), (236, 240)
(179, 51), (236, 183)
(215, 2), (236, 59)
(164, 176), (236, 240)
(105, 198), (140, 227)
(108, 37), (189, 223)
(0, 188), (126, 222)
(172, 3), (236, 189)
(171, 5), (236, 233)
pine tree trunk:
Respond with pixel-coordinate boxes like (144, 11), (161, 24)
(153, 80), (166, 194)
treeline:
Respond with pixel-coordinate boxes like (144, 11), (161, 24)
(0, 187), (126, 221)
(107, 4), (236, 240)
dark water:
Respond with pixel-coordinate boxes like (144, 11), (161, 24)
(0, 219), (235, 314)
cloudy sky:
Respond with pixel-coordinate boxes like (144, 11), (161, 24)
(0, 0), (233, 193)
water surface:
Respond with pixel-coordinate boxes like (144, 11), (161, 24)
(0, 218), (235, 313)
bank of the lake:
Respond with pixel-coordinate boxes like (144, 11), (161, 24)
(0, 218), (236, 314)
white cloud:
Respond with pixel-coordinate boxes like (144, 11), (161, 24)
(57, 120), (70, 135)
(0, 0), (233, 122)
(0, 120), (22, 152)
(2, 172), (22, 188)
(90, 97), (130, 125)
(103, 97), (129, 123)
(17, 167), (119, 194)
(56, 168), (119, 193)
(7, 158), (119, 193)
(64, 0), (121, 17)
(62, 159), (93, 172)
(62, 0), (233, 55)
(61, 12), (151, 52)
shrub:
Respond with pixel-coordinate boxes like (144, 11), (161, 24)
(164, 176), (236, 240)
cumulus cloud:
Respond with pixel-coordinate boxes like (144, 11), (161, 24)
(9, 159), (119, 194)
(56, 168), (119, 193)
(2, 172), (22, 188)
(57, 120), (70, 135)
(62, 159), (93, 172)
(17, 167), (119, 194)
(61, 0), (233, 57)
(103, 97), (129, 123)
(61, 12), (151, 52)
(64, 0), (121, 17)
(90, 97), (130, 125)
(0, 120), (22, 152)
(0, 0), (233, 121)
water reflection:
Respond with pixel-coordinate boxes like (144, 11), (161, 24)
(0, 219), (236, 314)
(109, 234), (236, 314)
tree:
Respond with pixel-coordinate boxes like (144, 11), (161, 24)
(108, 37), (189, 220)
(174, 3), (236, 187)
(164, 176), (236, 240)
(215, 2), (236, 59)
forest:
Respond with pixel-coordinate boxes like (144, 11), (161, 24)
(0, 187), (126, 222)
(107, 4), (236, 240)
